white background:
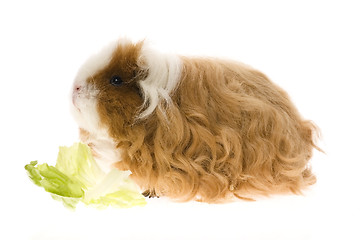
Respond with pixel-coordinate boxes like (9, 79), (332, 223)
(1, 0), (360, 239)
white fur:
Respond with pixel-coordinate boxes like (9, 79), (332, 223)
(71, 84), (102, 134)
(71, 41), (123, 172)
(138, 42), (183, 118)
(80, 132), (123, 173)
(71, 41), (119, 135)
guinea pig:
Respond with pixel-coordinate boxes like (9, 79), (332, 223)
(71, 38), (320, 202)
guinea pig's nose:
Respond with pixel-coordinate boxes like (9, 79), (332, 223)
(74, 85), (81, 92)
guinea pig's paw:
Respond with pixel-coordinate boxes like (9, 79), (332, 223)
(142, 189), (159, 198)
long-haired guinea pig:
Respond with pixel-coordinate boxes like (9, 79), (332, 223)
(71, 38), (320, 202)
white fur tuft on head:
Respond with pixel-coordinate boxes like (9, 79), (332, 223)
(137, 42), (183, 118)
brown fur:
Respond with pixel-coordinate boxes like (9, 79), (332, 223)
(84, 42), (319, 202)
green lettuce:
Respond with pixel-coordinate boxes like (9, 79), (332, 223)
(25, 142), (146, 209)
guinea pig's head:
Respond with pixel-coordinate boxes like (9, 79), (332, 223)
(71, 39), (182, 139)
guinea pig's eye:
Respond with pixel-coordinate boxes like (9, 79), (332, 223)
(110, 75), (123, 86)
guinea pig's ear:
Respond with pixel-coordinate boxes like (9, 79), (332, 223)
(132, 65), (149, 82)
(130, 40), (149, 82)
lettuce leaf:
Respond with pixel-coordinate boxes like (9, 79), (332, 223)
(25, 142), (146, 209)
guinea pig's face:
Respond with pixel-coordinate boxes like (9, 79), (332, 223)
(71, 40), (146, 138)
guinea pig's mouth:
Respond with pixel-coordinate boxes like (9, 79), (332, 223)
(72, 93), (81, 112)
